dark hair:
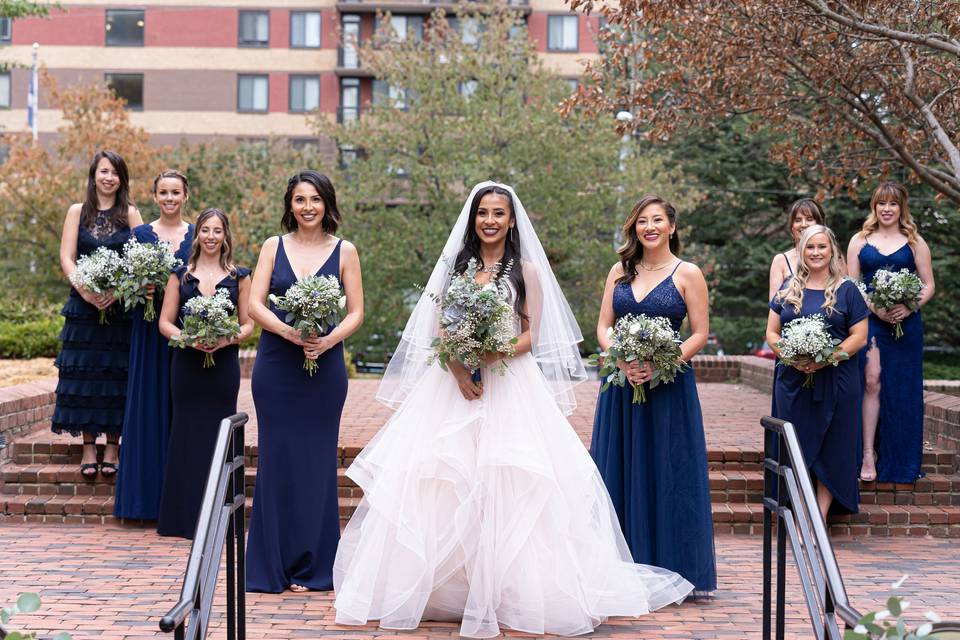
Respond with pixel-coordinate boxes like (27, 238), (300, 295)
(786, 198), (825, 237)
(453, 185), (526, 318)
(617, 195), (680, 285)
(152, 169), (190, 196)
(188, 208), (236, 277)
(282, 171), (341, 233)
(81, 150), (132, 229)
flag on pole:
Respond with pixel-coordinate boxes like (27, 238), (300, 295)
(27, 43), (39, 141)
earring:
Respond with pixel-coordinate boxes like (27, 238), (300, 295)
(510, 227), (515, 242)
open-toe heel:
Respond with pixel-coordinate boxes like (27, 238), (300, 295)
(860, 449), (877, 482)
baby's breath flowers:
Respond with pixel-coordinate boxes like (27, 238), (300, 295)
(115, 237), (182, 322)
(169, 289), (241, 368)
(69, 247), (123, 325)
(776, 314), (848, 388)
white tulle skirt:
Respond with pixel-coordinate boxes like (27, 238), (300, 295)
(333, 354), (693, 638)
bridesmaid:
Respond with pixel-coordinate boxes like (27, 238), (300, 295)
(847, 182), (935, 483)
(115, 170), (194, 520)
(156, 208), (253, 538)
(768, 225), (869, 520)
(54, 150), (143, 477)
(590, 195), (717, 595)
(246, 171), (364, 593)
(768, 198), (825, 300)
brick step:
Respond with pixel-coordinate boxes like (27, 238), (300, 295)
(708, 470), (960, 506)
(10, 438), (959, 476)
(711, 503), (960, 537)
(4, 492), (960, 537)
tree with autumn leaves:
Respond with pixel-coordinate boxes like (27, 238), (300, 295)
(565, 0), (960, 204)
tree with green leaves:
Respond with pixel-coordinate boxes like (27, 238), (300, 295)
(314, 2), (697, 359)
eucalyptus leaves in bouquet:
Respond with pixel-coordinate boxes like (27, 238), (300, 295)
(69, 246), (123, 325)
(431, 258), (518, 376)
(2, 592), (72, 640)
(115, 237), (182, 322)
(844, 576), (944, 639)
(269, 274), (346, 376)
(588, 312), (686, 404)
(775, 314), (848, 389)
(861, 268), (925, 339)
(169, 289), (241, 368)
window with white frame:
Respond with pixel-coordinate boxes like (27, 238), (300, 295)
(291, 11), (321, 48)
(340, 14), (361, 69)
(239, 11), (269, 47)
(547, 15), (578, 52)
(290, 75), (320, 112)
(339, 78), (359, 123)
(238, 74), (268, 112)
(0, 73), (10, 108)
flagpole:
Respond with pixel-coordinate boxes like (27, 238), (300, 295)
(29, 42), (39, 142)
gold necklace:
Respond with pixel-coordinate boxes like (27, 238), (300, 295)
(638, 258), (675, 272)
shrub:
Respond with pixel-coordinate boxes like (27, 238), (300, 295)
(0, 318), (63, 359)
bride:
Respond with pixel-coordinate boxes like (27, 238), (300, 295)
(333, 182), (693, 638)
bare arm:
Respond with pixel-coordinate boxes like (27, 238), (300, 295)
(317, 240), (364, 352)
(913, 236), (936, 308)
(59, 204), (82, 282)
(676, 262), (709, 363)
(127, 205), (144, 228)
(247, 237), (307, 345)
(158, 273), (182, 340)
(596, 263), (621, 351)
(235, 275), (255, 344)
(846, 234), (865, 281)
(768, 253), (788, 301)
(765, 309), (783, 358)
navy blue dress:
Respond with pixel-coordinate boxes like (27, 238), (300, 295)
(246, 237), (347, 593)
(770, 280), (869, 514)
(157, 265), (249, 538)
(53, 211), (132, 437)
(590, 265), (717, 593)
(115, 223), (193, 520)
(858, 242), (925, 482)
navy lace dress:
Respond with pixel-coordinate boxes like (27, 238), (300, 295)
(52, 211), (132, 437)
(156, 265), (249, 538)
(115, 223), (194, 520)
(771, 281), (869, 514)
(246, 237), (347, 592)
(590, 264), (717, 593)
(859, 241), (925, 482)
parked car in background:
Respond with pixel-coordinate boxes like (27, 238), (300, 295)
(702, 332), (724, 356)
(753, 340), (777, 360)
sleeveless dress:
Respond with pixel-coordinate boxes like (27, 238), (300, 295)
(770, 280), (869, 514)
(246, 237), (347, 592)
(52, 211), (132, 438)
(858, 241), (925, 482)
(115, 223), (194, 520)
(590, 264), (717, 594)
(334, 269), (692, 639)
(156, 265), (249, 538)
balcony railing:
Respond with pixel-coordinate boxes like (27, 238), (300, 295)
(337, 45), (361, 70)
(337, 105), (362, 123)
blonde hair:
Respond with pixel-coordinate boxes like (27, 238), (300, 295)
(856, 181), (920, 248)
(776, 225), (845, 315)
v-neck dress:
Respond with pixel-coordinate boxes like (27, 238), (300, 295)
(246, 236), (347, 592)
(589, 264), (717, 593)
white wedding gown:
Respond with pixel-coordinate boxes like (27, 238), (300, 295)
(333, 346), (694, 637)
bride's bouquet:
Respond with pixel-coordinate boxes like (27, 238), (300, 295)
(168, 289), (241, 368)
(775, 314), (847, 388)
(431, 258), (518, 377)
(861, 268), (924, 339)
(115, 237), (182, 322)
(69, 246), (123, 325)
(269, 275), (346, 376)
(589, 313), (686, 404)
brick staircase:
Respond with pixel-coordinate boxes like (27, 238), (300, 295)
(4, 431), (960, 537)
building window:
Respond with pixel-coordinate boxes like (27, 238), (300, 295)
(375, 14), (423, 43)
(106, 9), (145, 47)
(373, 80), (408, 110)
(564, 78), (578, 92)
(105, 73), (144, 110)
(290, 137), (319, 150)
(449, 17), (480, 46)
(0, 72), (10, 108)
(291, 11), (321, 48)
(289, 75), (320, 112)
(547, 15), (578, 52)
(340, 14), (361, 69)
(238, 74), (268, 112)
(339, 78), (359, 123)
(0, 17), (12, 44)
(239, 11), (269, 47)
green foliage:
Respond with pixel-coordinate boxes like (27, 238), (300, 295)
(844, 593), (940, 639)
(924, 352), (960, 381)
(0, 318), (62, 358)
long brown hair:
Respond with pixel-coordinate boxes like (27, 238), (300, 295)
(187, 208), (237, 276)
(856, 181), (920, 248)
(776, 225), (845, 315)
(81, 150), (132, 229)
(616, 195), (681, 285)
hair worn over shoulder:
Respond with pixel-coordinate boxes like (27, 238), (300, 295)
(617, 195), (681, 285)
(857, 181), (920, 248)
(81, 150), (132, 230)
(282, 170), (341, 234)
(776, 224), (844, 315)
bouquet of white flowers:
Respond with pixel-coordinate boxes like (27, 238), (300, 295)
(775, 314), (848, 388)
(431, 258), (518, 378)
(588, 313), (686, 404)
(69, 247), (123, 325)
(115, 237), (182, 322)
(169, 289), (241, 368)
(269, 275), (345, 376)
(861, 268), (924, 339)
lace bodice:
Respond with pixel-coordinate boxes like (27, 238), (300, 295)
(77, 210), (131, 258)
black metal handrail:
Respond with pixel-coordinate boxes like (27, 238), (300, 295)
(761, 415), (861, 640)
(160, 413), (248, 640)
